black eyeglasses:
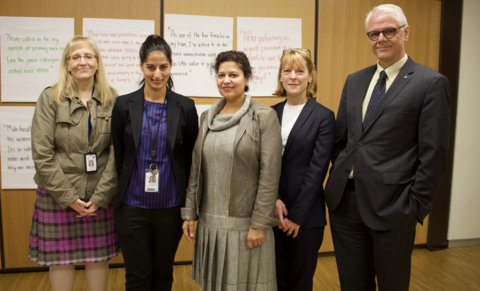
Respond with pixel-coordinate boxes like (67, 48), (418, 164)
(282, 48), (311, 57)
(366, 25), (406, 41)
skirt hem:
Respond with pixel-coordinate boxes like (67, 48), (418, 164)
(192, 213), (277, 291)
(29, 253), (119, 267)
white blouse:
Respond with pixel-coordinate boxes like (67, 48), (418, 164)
(281, 102), (306, 155)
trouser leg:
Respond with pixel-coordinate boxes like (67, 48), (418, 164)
(287, 227), (324, 291)
(372, 218), (416, 291)
(150, 206), (184, 291)
(274, 227), (290, 291)
(330, 180), (417, 291)
(330, 210), (376, 291)
(329, 181), (376, 291)
(274, 223), (324, 291)
(114, 204), (152, 291)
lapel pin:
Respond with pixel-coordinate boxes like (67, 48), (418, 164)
(404, 76), (407, 78)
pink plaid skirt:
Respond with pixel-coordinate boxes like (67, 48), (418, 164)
(29, 187), (120, 266)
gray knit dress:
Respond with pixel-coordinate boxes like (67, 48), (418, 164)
(192, 96), (277, 291)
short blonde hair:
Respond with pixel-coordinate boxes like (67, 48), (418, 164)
(52, 36), (116, 107)
(273, 49), (317, 98)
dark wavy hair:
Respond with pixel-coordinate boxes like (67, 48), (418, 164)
(139, 35), (174, 93)
(211, 50), (253, 92)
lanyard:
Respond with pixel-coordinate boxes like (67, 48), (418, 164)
(144, 95), (168, 165)
(87, 86), (95, 152)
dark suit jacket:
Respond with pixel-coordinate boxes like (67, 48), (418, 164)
(324, 57), (450, 231)
(111, 86), (199, 209)
(272, 98), (335, 229)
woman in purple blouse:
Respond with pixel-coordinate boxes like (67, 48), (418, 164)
(111, 35), (198, 291)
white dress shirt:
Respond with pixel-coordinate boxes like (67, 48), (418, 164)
(281, 102), (306, 155)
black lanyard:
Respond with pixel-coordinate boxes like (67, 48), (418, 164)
(144, 95), (168, 165)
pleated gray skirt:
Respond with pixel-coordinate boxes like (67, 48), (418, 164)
(192, 213), (277, 291)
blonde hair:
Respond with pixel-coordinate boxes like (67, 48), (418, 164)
(52, 35), (116, 107)
(273, 49), (317, 98)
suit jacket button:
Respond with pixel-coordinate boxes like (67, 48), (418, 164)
(358, 141), (364, 147)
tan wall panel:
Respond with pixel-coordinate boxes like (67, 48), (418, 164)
(79, 0), (161, 36)
(317, 0), (441, 112)
(415, 216), (429, 244)
(1, 191), (38, 268)
(175, 222), (196, 262)
(319, 215), (334, 252)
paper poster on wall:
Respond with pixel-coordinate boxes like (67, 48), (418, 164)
(83, 18), (154, 95)
(165, 14), (233, 97)
(0, 107), (37, 189)
(237, 17), (302, 96)
(0, 17), (74, 102)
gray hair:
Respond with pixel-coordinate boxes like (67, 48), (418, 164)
(365, 4), (408, 31)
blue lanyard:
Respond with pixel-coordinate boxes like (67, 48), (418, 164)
(144, 95), (168, 165)
(88, 86), (95, 150)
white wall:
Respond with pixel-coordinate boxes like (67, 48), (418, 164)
(448, 0), (480, 241)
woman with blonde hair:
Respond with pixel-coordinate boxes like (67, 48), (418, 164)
(29, 35), (119, 291)
(271, 49), (335, 290)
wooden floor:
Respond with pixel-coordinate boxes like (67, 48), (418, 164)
(1, 246), (479, 291)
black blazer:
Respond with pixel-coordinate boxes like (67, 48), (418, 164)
(324, 57), (450, 231)
(272, 98), (335, 229)
(111, 86), (199, 209)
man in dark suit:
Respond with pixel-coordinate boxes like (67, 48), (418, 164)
(324, 4), (450, 291)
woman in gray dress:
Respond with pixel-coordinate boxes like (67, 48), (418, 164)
(181, 51), (282, 291)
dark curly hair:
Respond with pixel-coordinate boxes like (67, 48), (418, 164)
(211, 50), (253, 92)
(139, 35), (174, 93)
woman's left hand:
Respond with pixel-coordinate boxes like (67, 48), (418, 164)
(182, 220), (196, 243)
(84, 201), (99, 218)
(247, 228), (265, 249)
(274, 199), (288, 229)
(283, 219), (301, 238)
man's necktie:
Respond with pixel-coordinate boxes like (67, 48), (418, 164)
(363, 70), (387, 131)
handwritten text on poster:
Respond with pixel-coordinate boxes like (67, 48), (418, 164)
(165, 14), (233, 97)
(83, 18), (154, 95)
(0, 17), (74, 102)
(0, 107), (37, 189)
(237, 17), (301, 96)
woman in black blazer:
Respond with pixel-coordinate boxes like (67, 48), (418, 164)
(111, 35), (198, 291)
(271, 49), (335, 291)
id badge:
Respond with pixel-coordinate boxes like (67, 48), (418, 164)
(84, 152), (97, 173)
(145, 169), (159, 192)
